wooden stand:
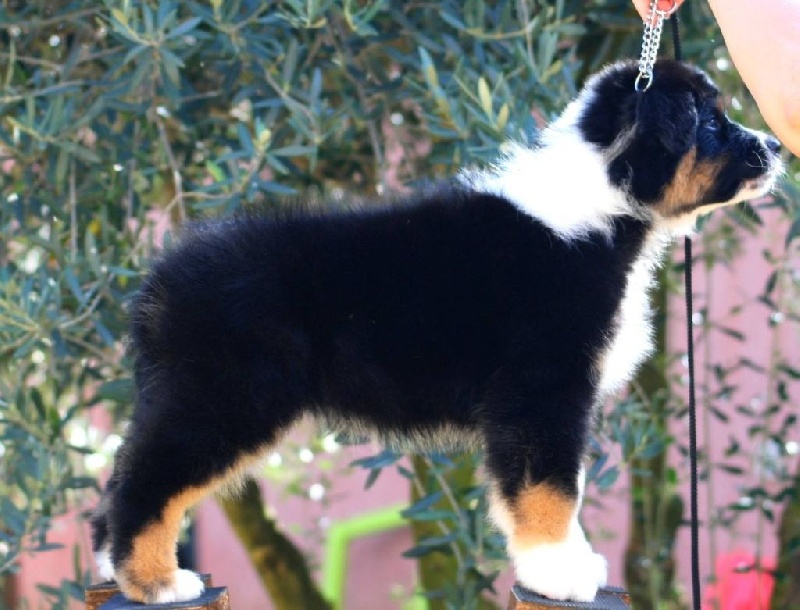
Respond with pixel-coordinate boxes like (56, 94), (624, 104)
(508, 585), (631, 610)
(84, 575), (229, 610)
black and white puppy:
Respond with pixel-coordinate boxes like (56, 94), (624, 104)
(92, 59), (782, 603)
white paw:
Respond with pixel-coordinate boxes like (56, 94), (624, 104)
(95, 546), (115, 581)
(512, 536), (607, 602)
(152, 570), (205, 604)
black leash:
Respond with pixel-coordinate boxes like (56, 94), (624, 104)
(684, 230), (701, 610)
(669, 14), (702, 610)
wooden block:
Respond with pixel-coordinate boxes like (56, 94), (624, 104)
(85, 581), (122, 610)
(99, 587), (229, 610)
(508, 585), (631, 610)
(85, 575), (215, 610)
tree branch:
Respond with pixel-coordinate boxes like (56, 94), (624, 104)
(218, 478), (332, 610)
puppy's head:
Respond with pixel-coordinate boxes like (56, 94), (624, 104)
(560, 60), (783, 232)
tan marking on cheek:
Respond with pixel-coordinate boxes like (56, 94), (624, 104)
(658, 147), (722, 217)
(490, 483), (576, 551)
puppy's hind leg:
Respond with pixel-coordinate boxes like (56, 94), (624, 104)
(111, 472), (199, 602)
(107, 432), (267, 603)
(483, 388), (606, 602)
(106, 369), (295, 604)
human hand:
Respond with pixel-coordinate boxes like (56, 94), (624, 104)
(631, 0), (686, 21)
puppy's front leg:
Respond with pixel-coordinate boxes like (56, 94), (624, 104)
(483, 400), (606, 602)
(488, 469), (606, 602)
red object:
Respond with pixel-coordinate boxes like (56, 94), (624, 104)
(703, 551), (775, 610)
(656, 0), (677, 13)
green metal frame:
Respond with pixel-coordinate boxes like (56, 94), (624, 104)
(321, 504), (427, 610)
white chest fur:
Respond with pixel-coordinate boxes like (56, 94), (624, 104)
(595, 232), (668, 396)
(458, 127), (672, 397)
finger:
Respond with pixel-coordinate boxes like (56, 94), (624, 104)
(633, 0), (651, 20)
(634, 0), (686, 21)
(658, 0), (683, 16)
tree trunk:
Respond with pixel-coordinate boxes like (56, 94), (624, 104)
(1, 574), (16, 610)
(218, 478), (332, 610)
(624, 270), (685, 609)
(772, 465), (800, 608)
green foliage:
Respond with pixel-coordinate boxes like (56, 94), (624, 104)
(0, 0), (602, 598)
(2, 1), (799, 609)
(351, 451), (505, 609)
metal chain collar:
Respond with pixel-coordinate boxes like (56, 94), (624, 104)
(635, 0), (676, 91)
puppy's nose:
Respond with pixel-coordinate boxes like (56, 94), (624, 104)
(766, 136), (782, 154)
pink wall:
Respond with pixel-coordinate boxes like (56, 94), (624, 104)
(669, 209), (799, 603)
(195, 436), (517, 610)
(195, 440), (418, 610)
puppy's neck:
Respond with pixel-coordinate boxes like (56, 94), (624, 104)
(460, 128), (636, 242)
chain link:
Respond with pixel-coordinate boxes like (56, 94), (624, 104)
(635, 0), (672, 91)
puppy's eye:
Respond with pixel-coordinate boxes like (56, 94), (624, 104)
(706, 116), (721, 132)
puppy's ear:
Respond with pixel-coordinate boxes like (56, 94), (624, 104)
(635, 91), (697, 155)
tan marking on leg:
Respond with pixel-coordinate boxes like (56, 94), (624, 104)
(511, 483), (576, 548)
(117, 485), (209, 600)
(489, 482), (577, 552)
(116, 451), (267, 602)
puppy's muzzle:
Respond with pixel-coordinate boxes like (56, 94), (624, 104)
(743, 135), (784, 199)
